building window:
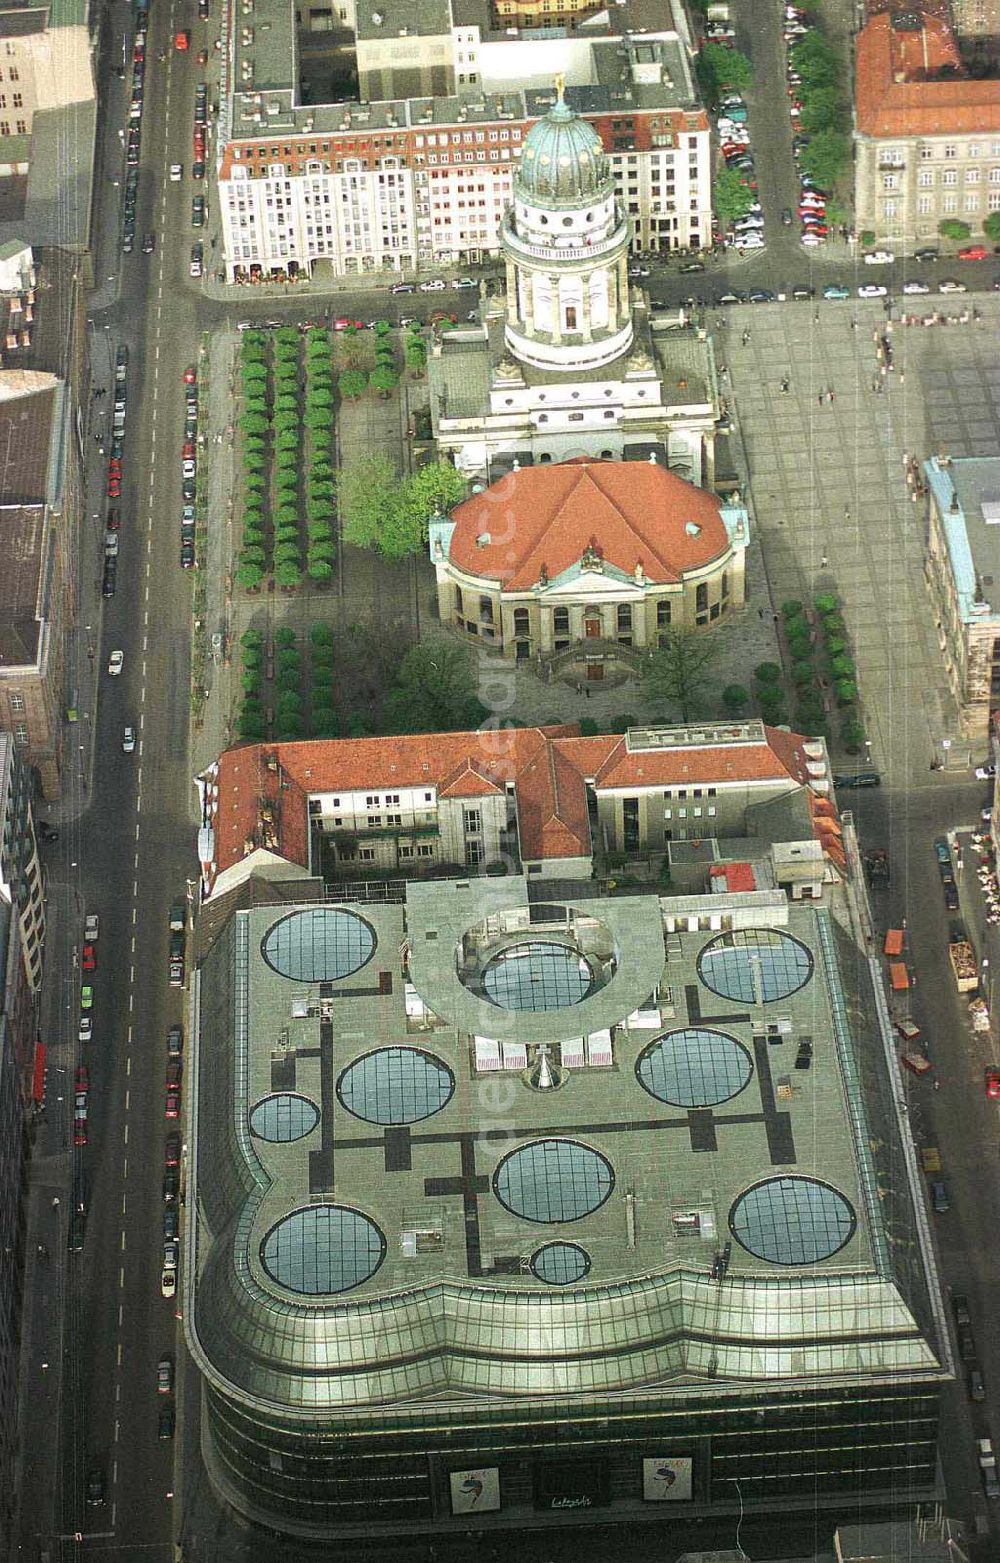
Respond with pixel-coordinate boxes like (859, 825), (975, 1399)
(479, 594), (493, 624)
(917, 169), (934, 187)
(418, 844), (434, 857)
(721, 572), (729, 600)
(564, 304), (577, 331)
(463, 808), (482, 834)
(553, 606), (569, 635)
(917, 195), (932, 214)
(454, 585), (463, 616)
(695, 582), (708, 613)
(656, 600), (671, 627)
(9, 690), (24, 712)
(617, 604), (632, 632)
(465, 839), (485, 866)
(513, 607), (529, 634)
(359, 847), (376, 862)
(13, 724), (28, 744)
(941, 168), (958, 185)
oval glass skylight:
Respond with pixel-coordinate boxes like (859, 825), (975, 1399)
(261, 907), (376, 983)
(260, 1205), (386, 1295)
(249, 1093), (320, 1143)
(482, 941), (593, 1011)
(530, 1241), (592, 1286)
(729, 1177), (856, 1266)
(494, 1139), (613, 1224)
(636, 1029), (753, 1107)
(337, 1047), (455, 1125)
(697, 929), (813, 1004)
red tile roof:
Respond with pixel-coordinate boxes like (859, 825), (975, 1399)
(856, 13), (1000, 137)
(202, 723), (834, 889)
(447, 458), (732, 592)
(560, 724), (814, 791)
(204, 726), (588, 885)
(710, 862), (756, 893)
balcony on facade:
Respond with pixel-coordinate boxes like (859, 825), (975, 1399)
(500, 212), (626, 267)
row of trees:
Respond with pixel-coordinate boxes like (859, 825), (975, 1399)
(790, 29), (851, 197)
(236, 623), (344, 743)
(236, 328), (341, 591)
(338, 319), (400, 401)
(303, 329), (337, 585)
(336, 452), (467, 560)
(701, 43), (757, 231)
(237, 330), (273, 589)
(780, 596), (865, 750)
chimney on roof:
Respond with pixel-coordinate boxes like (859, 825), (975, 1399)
(648, 451), (657, 463)
(634, 561), (645, 585)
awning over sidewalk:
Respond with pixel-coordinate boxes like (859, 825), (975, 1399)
(31, 1039), (45, 1104)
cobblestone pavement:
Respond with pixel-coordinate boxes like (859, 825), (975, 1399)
(717, 297), (1000, 787)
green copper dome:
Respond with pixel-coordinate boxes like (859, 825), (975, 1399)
(517, 82), (609, 206)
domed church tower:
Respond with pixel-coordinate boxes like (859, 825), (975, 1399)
(500, 77), (633, 373)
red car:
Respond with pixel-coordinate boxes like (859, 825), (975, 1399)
(75, 1064), (90, 1092)
(958, 244), (988, 261)
(166, 1060), (183, 1089)
(174, 29), (190, 50)
(106, 508), (120, 531)
(182, 441), (196, 459)
(107, 473), (121, 498)
(183, 365), (197, 385)
(165, 1085), (181, 1119)
(333, 317), (363, 331)
(986, 1066), (1000, 1099)
(81, 942), (96, 972)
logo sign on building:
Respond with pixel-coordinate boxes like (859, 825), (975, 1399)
(449, 1468), (501, 1515)
(642, 1457), (693, 1501)
(534, 1460), (611, 1512)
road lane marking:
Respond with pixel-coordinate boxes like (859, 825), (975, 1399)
(120, 1231), (126, 1252)
(125, 1089), (130, 1111)
(119, 1267), (125, 1289)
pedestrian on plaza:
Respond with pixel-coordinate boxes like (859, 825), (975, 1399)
(814, 310), (820, 323)
(843, 504), (850, 521)
(820, 555), (828, 568)
(827, 388), (834, 404)
(818, 391), (824, 406)
(584, 686), (590, 699)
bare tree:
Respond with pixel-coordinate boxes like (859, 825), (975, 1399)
(642, 629), (719, 722)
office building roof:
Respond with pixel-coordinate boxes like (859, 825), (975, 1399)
(185, 874), (944, 1419)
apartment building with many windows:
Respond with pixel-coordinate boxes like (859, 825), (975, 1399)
(854, 8), (1000, 245)
(218, 0), (710, 280)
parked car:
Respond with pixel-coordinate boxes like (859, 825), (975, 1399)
(142, 232), (155, 254)
(823, 284), (850, 300)
(122, 725), (136, 754)
(157, 1356), (174, 1394)
(191, 196), (205, 227)
(189, 244), (203, 278)
(108, 649), (124, 677)
(863, 251), (895, 265)
(170, 163), (182, 181)
(858, 284), (888, 298)
(957, 244), (989, 261)
(168, 1024), (184, 1058)
(902, 279), (930, 294)
(938, 278), (967, 293)
(986, 1066), (1000, 1099)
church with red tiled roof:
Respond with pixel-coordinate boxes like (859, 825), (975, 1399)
(429, 456), (748, 670)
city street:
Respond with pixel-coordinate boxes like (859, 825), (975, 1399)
(10, 0), (1000, 1554)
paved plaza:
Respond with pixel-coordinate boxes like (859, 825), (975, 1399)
(719, 297), (1000, 786)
